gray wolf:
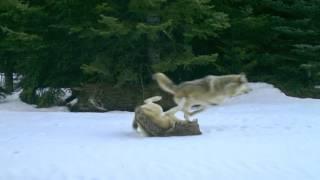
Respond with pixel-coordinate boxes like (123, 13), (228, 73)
(153, 72), (251, 120)
(133, 96), (185, 136)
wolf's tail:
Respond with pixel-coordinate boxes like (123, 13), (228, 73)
(153, 73), (177, 94)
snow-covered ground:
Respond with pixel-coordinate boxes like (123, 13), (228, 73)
(0, 83), (319, 180)
(0, 91), (69, 112)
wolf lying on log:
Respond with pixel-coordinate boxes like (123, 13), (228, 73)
(132, 96), (201, 137)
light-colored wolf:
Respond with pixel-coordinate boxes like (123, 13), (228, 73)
(133, 96), (184, 136)
(153, 72), (251, 120)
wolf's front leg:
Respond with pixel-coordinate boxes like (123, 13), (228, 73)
(179, 99), (190, 121)
(164, 105), (181, 115)
(183, 105), (206, 121)
(190, 105), (206, 116)
(183, 107), (192, 121)
(183, 113), (190, 121)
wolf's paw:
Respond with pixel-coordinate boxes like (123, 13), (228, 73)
(184, 118), (197, 123)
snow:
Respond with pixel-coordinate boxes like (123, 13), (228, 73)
(0, 83), (320, 180)
(35, 88), (72, 101)
(0, 91), (69, 112)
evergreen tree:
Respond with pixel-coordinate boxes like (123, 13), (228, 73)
(211, 0), (320, 96)
(15, 0), (98, 89)
(0, 0), (41, 93)
(81, 0), (229, 85)
(1, 0), (319, 107)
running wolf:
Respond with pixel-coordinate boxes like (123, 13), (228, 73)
(153, 73), (251, 120)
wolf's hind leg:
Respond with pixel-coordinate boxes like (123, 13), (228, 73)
(163, 97), (185, 116)
(144, 96), (162, 104)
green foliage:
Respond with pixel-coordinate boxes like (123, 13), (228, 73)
(153, 51), (218, 72)
(20, 87), (65, 107)
(1, 0), (320, 108)
(210, 0), (320, 92)
(36, 88), (65, 108)
(19, 88), (37, 104)
(81, 0), (229, 85)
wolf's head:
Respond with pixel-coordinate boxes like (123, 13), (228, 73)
(224, 73), (251, 97)
(234, 73), (251, 96)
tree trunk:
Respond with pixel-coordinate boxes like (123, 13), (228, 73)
(5, 70), (13, 93)
(146, 14), (160, 64)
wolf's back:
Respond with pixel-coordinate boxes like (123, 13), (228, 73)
(153, 73), (177, 94)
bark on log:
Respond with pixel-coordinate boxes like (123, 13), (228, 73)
(133, 107), (202, 137)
